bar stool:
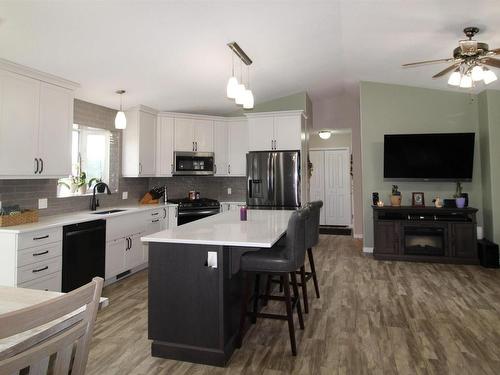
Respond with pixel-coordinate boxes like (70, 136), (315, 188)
(298, 201), (323, 313)
(237, 207), (310, 356)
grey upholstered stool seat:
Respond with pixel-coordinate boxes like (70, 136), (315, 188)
(238, 207), (310, 356)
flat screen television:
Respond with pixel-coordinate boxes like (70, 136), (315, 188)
(384, 133), (475, 181)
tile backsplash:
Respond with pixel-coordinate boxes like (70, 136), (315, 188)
(149, 176), (247, 202)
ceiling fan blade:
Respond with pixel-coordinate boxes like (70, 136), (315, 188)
(482, 57), (500, 69)
(402, 58), (454, 67)
(432, 63), (461, 79)
(489, 48), (500, 55)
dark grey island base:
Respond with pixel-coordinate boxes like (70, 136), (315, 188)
(148, 242), (265, 367)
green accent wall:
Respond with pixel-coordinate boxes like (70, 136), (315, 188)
(478, 90), (500, 243)
(225, 92), (309, 116)
(360, 82), (483, 248)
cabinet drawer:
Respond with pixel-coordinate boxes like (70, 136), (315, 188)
(18, 227), (62, 250)
(106, 212), (146, 242)
(17, 257), (62, 284)
(18, 241), (62, 268)
(18, 271), (61, 292)
(147, 208), (166, 220)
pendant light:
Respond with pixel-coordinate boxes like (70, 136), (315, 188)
(235, 61), (246, 105)
(471, 65), (484, 82)
(114, 90), (127, 129)
(243, 66), (254, 109)
(447, 69), (461, 86)
(459, 74), (473, 88)
(226, 54), (239, 99)
(483, 68), (498, 85)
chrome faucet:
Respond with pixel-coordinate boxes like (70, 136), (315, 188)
(90, 182), (111, 211)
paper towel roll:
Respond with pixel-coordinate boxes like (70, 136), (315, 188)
(477, 226), (484, 240)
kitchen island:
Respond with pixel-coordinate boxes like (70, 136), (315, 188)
(141, 209), (292, 366)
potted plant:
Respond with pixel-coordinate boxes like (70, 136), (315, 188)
(390, 185), (402, 206)
(88, 177), (105, 193)
(454, 182), (466, 208)
(76, 171), (87, 195)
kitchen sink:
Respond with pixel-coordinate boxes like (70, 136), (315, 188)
(91, 209), (127, 215)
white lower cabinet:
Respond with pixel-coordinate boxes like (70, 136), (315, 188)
(105, 237), (127, 280)
(125, 234), (144, 271)
(18, 271), (62, 292)
(168, 205), (178, 229)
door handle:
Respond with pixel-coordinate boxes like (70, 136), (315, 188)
(39, 158), (44, 173)
(34, 158), (39, 174)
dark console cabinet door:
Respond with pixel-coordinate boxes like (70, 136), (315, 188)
(450, 223), (477, 259)
(374, 221), (399, 255)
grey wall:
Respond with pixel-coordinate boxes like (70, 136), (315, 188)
(150, 177), (246, 202)
(478, 90), (500, 243)
(360, 81), (483, 249)
(0, 99), (150, 216)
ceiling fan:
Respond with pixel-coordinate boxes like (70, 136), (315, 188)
(402, 27), (499, 88)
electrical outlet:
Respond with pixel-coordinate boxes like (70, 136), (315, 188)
(122, 191), (128, 200)
(38, 198), (48, 209)
(227, 187), (232, 195)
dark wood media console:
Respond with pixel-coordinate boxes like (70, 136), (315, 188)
(372, 206), (478, 264)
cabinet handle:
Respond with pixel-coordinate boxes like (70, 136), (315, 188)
(33, 250), (49, 257)
(152, 212), (159, 216)
(175, 207), (178, 217)
(171, 164), (174, 174)
(152, 219), (160, 223)
(214, 164), (217, 174)
(32, 266), (48, 273)
(33, 235), (49, 241)
(39, 158), (44, 174)
(139, 163), (142, 175)
(192, 141), (195, 151)
(163, 208), (167, 219)
(34, 158), (39, 174)
(271, 140), (273, 150)
(228, 164), (231, 174)
(129, 237), (133, 249)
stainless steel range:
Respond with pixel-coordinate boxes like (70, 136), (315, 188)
(168, 198), (220, 225)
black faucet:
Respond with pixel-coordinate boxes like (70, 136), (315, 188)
(90, 182), (111, 211)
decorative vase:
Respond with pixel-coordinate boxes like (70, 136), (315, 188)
(456, 197), (466, 208)
(78, 185), (87, 195)
(390, 195), (402, 206)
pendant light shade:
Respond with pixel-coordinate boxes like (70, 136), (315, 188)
(448, 70), (461, 86)
(243, 89), (254, 109)
(226, 76), (239, 99)
(235, 84), (246, 105)
(114, 90), (126, 129)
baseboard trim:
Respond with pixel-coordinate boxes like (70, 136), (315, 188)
(353, 233), (363, 239)
(363, 247), (374, 254)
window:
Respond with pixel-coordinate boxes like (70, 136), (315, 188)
(57, 124), (111, 197)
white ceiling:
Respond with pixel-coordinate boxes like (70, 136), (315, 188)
(0, 0), (498, 115)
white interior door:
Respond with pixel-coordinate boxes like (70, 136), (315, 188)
(324, 149), (351, 226)
(309, 151), (326, 225)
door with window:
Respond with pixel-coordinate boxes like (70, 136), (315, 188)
(309, 149), (352, 226)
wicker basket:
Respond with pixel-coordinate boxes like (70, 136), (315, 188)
(0, 210), (39, 227)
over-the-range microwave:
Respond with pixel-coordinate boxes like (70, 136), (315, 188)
(173, 151), (215, 176)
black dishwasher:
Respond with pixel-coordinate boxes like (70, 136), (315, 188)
(62, 220), (106, 292)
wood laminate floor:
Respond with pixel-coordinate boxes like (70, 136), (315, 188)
(86, 235), (500, 375)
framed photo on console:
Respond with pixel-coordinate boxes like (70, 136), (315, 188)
(412, 192), (425, 207)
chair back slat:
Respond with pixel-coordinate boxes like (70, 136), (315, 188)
(0, 277), (103, 375)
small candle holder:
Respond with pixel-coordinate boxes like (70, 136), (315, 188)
(240, 206), (247, 221)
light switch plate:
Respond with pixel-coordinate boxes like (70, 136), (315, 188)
(38, 198), (48, 209)
(122, 191), (128, 200)
(207, 251), (218, 268)
(227, 187), (232, 195)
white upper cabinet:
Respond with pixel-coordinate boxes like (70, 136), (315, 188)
(227, 119), (248, 176)
(0, 63), (78, 179)
(174, 118), (195, 151)
(38, 83), (73, 177)
(156, 116), (175, 177)
(122, 106), (157, 177)
(248, 116), (274, 151)
(247, 111), (305, 152)
(214, 121), (229, 176)
(273, 114), (302, 151)
(193, 118), (214, 152)
(174, 116), (213, 152)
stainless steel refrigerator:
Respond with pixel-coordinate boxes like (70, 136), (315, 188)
(246, 151), (301, 209)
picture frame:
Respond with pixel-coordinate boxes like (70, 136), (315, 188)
(412, 192), (425, 207)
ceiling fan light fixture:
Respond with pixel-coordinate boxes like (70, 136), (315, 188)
(448, 70), (461, 86)
(459, 74), (473, 88)
(483, 69), (498, 85)
(471, 66), (484, 81)
(318, 130), (332, 140)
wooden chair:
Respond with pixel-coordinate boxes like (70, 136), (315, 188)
(0, 277), (103, 375)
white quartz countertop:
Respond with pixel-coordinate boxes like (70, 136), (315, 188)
(141, 209), (292, 248)
(0, 203), (177, 234)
